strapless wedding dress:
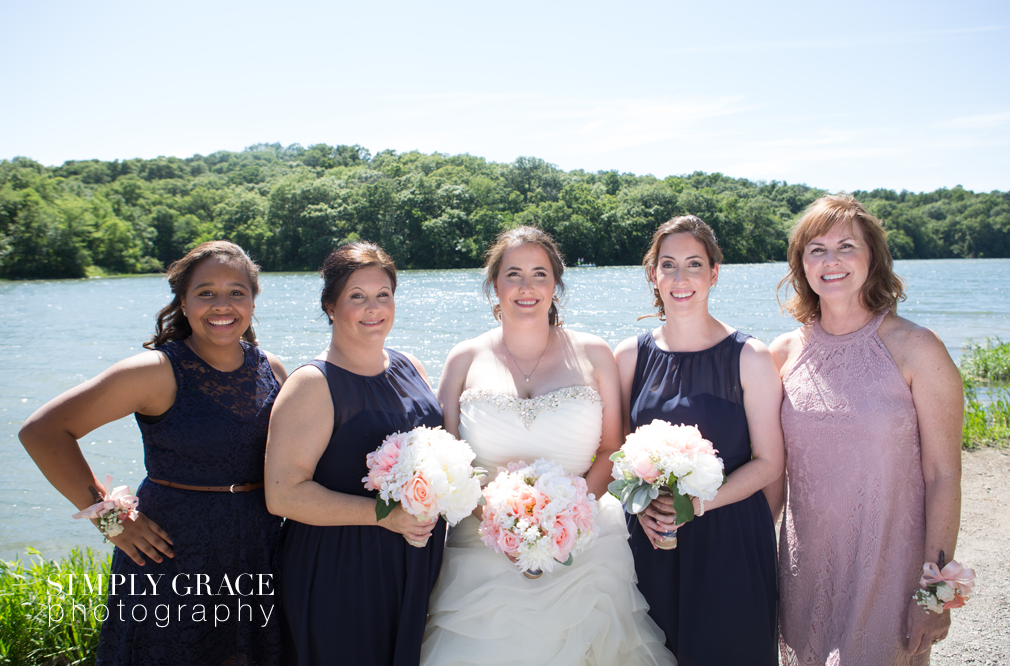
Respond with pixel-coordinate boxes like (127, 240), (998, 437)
(421, 387), (675, 666)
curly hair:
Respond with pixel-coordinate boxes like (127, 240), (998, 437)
(482, 226), (566, 327)
(778, 194), (906, 324)
(144, 241), (261, 349)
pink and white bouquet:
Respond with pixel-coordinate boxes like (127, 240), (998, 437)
(609, 420), (725, 524)
(363, 426), (484, 545)
(479, 459), (599, 578)
(71, 474), (139, 542)
(914, 560), (976, 614)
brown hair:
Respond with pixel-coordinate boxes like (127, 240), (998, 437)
(641, 215), (723, 320)
(320, 242), (397, 323)
(145, 241), (261, 349)
(778, 193), (906, 324)
(482, 226), (566, 327)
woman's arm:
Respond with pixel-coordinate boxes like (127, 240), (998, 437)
(263, 366), (435, 541)
(19, 351), (177, 565)
(892, 324), (963, 654)
(583, 335), (624, 500)
(613, 335), (640, 438)
(641, 338), (785, 541)
(436, 341), (475, 439)
(763, 329), (802, 521)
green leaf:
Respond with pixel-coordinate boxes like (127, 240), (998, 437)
(629, 484), (654, 514)
(559, 553), (574, 567)
(609, 451), (626, 461)
(374, 498), (398, 522)
(671, 486), (695, 524)
(608, 478), (629, 498)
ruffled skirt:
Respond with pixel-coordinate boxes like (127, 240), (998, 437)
(421, 494), (675, 666)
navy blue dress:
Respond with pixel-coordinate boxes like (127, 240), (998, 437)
(627, 331), (777, 666)
(279, 350), (446, 666)
(98, 340), (283, 666)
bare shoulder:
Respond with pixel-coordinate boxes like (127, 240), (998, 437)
(878, 313), (956, 379)
(99, 349), (176, 393)
(769, 327), (807, 375)
(566, 328), (617, 367)
(277, 362), (328, 399)
(614, 333), (642, 362)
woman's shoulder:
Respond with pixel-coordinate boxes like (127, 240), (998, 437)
(769, 326), (811, 376)
(877, 312), (953, 377)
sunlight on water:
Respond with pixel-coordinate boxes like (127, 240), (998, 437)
(2, 259), (1008, 559)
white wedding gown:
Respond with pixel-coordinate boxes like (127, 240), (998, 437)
(421, 387), (675, 666)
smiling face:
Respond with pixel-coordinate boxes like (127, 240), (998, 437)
(494, 243), (557, 323)
(651, 232), (719, 314)
(802, 221), (871, 306)
(180, 257), (255, 347)
(325, 264), (395, 345)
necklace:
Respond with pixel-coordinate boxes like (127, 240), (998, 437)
(501, 331), (550, 383)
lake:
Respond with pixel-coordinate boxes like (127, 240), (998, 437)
(2, 259), (1009, 560)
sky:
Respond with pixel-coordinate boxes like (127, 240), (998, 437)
(2, 0), (1008, 194)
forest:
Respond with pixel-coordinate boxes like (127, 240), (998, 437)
(1, 143), (1008, 279)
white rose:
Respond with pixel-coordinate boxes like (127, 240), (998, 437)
(676, 454), (724, 501)
(935, 583), (956, 603)
(442, 476), (483, 526)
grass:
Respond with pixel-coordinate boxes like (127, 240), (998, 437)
(0, 547), (111, 666)
(961, 337), (1010, 449)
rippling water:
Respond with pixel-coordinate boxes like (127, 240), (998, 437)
(2, 259), (1008, 559)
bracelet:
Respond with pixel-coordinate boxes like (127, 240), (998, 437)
(697, 498), (705, 516)
(71, 474), (139, 543)
(913, 559), (976, 614)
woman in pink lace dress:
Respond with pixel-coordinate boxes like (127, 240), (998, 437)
(768, 194), (963, 665)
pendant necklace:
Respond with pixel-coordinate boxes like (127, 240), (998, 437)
(501, 331), (550, 383)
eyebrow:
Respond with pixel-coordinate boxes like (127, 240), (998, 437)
(659, 254), (704, 261)
(192, 281), (248, 289)
(806, 238), (854, 245)
(505, 265), (549, 271)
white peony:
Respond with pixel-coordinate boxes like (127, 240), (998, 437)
(676, 452), (724, 501)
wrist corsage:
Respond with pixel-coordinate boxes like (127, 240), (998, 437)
(71, 475), (139, 542)
(913, 559), (976, 614)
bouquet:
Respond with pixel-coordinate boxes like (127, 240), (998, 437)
(914, 560), (976, 614)
(479, 458), (599, 579)
(363, 425), (484, 547)
(71, 474), (139, 542)
(608, 420), (724, 549)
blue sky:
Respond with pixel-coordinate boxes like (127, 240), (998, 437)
(2, 0), (1007, 193)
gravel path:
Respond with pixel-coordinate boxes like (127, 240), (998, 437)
(932, 448), (1010, 665)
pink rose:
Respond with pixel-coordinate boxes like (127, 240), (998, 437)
(943, 595), (967, 610)
(499, 529), (522, 555)
(630, 454), (662, 484)
(400, 474), (436, 517)
(552, 517), (578, 559)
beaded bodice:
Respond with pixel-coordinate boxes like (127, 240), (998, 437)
(458, 386), (603, 476)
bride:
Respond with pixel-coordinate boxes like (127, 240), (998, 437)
(421, 227), (674, 665)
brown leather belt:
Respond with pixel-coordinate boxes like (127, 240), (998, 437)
(149, 478), (264, 493)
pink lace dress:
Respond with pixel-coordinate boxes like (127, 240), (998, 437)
(780, 313), (929, 666)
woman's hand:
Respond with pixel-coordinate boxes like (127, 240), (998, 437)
(377, 505), (438, 543)
(639, 494), (677, 548)
(107, 512), (174, 566)
(905, 598), (951, 654)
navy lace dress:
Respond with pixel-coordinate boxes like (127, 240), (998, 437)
(97, 340), (283, 666)
(627, 331), (778, 666)
(279, 351), (446, 666)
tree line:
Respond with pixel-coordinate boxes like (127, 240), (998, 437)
(1, 143), (1008, 279)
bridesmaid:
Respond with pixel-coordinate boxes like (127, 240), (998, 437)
(20, 241), (287, 666)
(769, 194), (963, 664)
(264, 242), (445, 666)
(614, 215), (785, 665)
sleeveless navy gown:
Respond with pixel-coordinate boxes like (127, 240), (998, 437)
(279, 350), (445, 666)
(627, 331), (778, 666)
(98, 340), (284, 666)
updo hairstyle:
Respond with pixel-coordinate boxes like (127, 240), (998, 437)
(319, 242), (398, 324)
(641, 215), (723, 320)
(778, 194), (906, 324)
(482, 226), (566, 327)
(144, 241), (261, 349)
